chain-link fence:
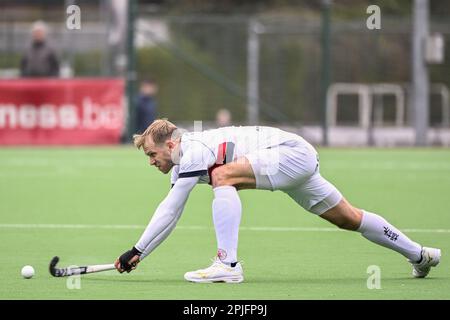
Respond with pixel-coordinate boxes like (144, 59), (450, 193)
(1, 2), (449, 128)
(135, 11), (450, 128)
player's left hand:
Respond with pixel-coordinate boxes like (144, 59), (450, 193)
(115, 247), (142, 273)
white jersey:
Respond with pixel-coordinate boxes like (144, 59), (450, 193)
(171, 126), (313, 185)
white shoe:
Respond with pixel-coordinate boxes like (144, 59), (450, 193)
(184, 257), (244, 283)
(410, 247), (441, 278)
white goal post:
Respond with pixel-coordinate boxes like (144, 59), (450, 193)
(326, 83), (406, 128)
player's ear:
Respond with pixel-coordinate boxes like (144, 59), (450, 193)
(166, 139), (175, 150)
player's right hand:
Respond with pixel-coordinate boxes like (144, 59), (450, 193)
(115, 247), (142, 273)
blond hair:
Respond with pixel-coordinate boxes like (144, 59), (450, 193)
(133, 119), (178, 149)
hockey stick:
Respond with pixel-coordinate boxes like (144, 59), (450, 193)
(49, 256), (116, 277)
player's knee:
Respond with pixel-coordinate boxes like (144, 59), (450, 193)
(211, 167), (231, 188)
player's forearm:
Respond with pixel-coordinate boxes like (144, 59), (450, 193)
(134, 198), (184, 259)
(134, 176), (198, 259)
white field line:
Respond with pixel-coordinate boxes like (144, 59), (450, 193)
(0, 223), (449, 233)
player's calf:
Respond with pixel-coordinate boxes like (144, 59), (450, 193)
(318, 197), (442, 277)
(319, 198), (363, 231)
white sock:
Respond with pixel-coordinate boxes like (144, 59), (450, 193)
(212, 186), (242, 265)
(357, 210), (422, 262)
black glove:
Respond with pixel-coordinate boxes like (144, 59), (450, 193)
(119, 247), (142, 273)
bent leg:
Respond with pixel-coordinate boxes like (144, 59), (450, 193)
(209, 157), (255, 265)
(212, 185), (242, 264)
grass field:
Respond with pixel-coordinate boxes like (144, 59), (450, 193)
(0, 146), (449, 300)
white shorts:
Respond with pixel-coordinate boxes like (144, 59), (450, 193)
(245, 140), (343, 215)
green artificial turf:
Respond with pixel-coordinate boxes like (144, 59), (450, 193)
(0, 147), (449, 299)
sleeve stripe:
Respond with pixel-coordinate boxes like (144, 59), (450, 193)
(225, 142), (235, 164)
(178, 170), (208, 178)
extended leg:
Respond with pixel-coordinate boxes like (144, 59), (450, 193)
(320, 198), (423, 262)
(318, 197), (441, 277)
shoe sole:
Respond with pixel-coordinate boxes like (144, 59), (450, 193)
(185, 276), (244, 283)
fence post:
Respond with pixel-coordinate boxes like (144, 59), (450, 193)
(126, 0), (137, 142)
(412, 0), (430, 146)
(321, 0), (332, 146)
(247, 19), (261, 125)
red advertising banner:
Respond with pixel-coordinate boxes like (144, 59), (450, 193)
(0, 78), (125, 145)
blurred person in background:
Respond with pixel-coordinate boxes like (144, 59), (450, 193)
(136, 79), (158, 134)
(216, 108), (232, 127)
(20, 21), (60, 77)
